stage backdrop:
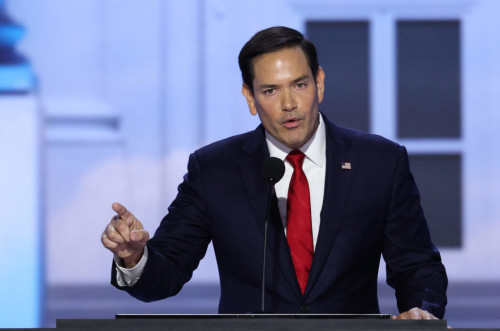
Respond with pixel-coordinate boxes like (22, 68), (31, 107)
(2, 0), (500, 328)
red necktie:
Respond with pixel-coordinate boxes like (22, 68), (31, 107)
(286, 150), (313, 294)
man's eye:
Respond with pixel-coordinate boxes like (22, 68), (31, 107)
(296, 82), (307, 89)
(263, 89), (275, 95)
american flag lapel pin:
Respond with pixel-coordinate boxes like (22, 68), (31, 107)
(341, 162), (351, 170)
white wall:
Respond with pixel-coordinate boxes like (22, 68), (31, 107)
(0, 96), (40, 327)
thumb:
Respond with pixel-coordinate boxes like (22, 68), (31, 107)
(130, 229), (149, 244)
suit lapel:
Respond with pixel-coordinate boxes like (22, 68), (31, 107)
(237, 120), (359, 300)
(304, 119), (359, 298)
(237, 125), (303, 300)
(237, 126), (269, 232)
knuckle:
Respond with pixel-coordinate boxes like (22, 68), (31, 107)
(106, 223), (115, 233)
(115, 220), (128, 232)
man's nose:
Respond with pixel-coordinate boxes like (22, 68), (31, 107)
(281, 89), (297, 112)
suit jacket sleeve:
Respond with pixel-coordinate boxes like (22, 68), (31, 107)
(111, 151), (212, 302)
(383, 146), (448, 318)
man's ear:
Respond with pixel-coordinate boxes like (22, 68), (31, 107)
(241, 83), (258, 116)
(316, 66), (325, 104)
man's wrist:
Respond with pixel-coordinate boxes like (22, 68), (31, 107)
(114, 246), (148, 287)
(121, 248), (145, 269)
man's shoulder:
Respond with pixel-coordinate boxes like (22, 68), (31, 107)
(193, 125), (264, 162)
(326, 119), (401, 152)
(326, 122), (406, 171)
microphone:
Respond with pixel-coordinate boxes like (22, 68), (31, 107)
(260, 157), (285, 313)
(262, 157), (285, 184)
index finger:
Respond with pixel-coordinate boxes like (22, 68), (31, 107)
(112, 202), (135, 224)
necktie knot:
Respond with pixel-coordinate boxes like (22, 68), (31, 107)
(286, 150), (306, 170)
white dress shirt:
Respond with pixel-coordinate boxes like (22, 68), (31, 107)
(265, 114), (326, 250)
(115, 114), (327, 285)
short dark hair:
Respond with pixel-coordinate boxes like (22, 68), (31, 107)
(238, 26), (319, 94)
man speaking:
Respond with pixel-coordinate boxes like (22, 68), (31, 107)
(101, 26), (447, 319)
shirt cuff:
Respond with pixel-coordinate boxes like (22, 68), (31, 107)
(114, 246), (148, 287)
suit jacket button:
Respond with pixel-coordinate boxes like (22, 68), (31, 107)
(300, 305), (310, 313)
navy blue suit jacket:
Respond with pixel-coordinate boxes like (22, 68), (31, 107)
(112, 116), (447, 317)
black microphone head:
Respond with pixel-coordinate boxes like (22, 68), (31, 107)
(262, 157), (285, 183)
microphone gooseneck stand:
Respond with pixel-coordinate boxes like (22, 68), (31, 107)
(260, 157), (285, 313)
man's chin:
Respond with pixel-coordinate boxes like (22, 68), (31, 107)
(282, 138), (306, 150)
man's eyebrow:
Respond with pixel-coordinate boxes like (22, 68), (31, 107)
(258, 75), (312, 89)
(291, 74), (311, 84)
(258, 83), (279, 89)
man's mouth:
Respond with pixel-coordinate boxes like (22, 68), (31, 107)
(283, 117), (301, 129)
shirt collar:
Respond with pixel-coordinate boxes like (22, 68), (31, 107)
(265, 113), (326, 167)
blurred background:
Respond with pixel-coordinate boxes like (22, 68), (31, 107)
(1, 0), (499, 328)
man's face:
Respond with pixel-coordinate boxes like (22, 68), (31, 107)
(242, 46), (325, 149)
